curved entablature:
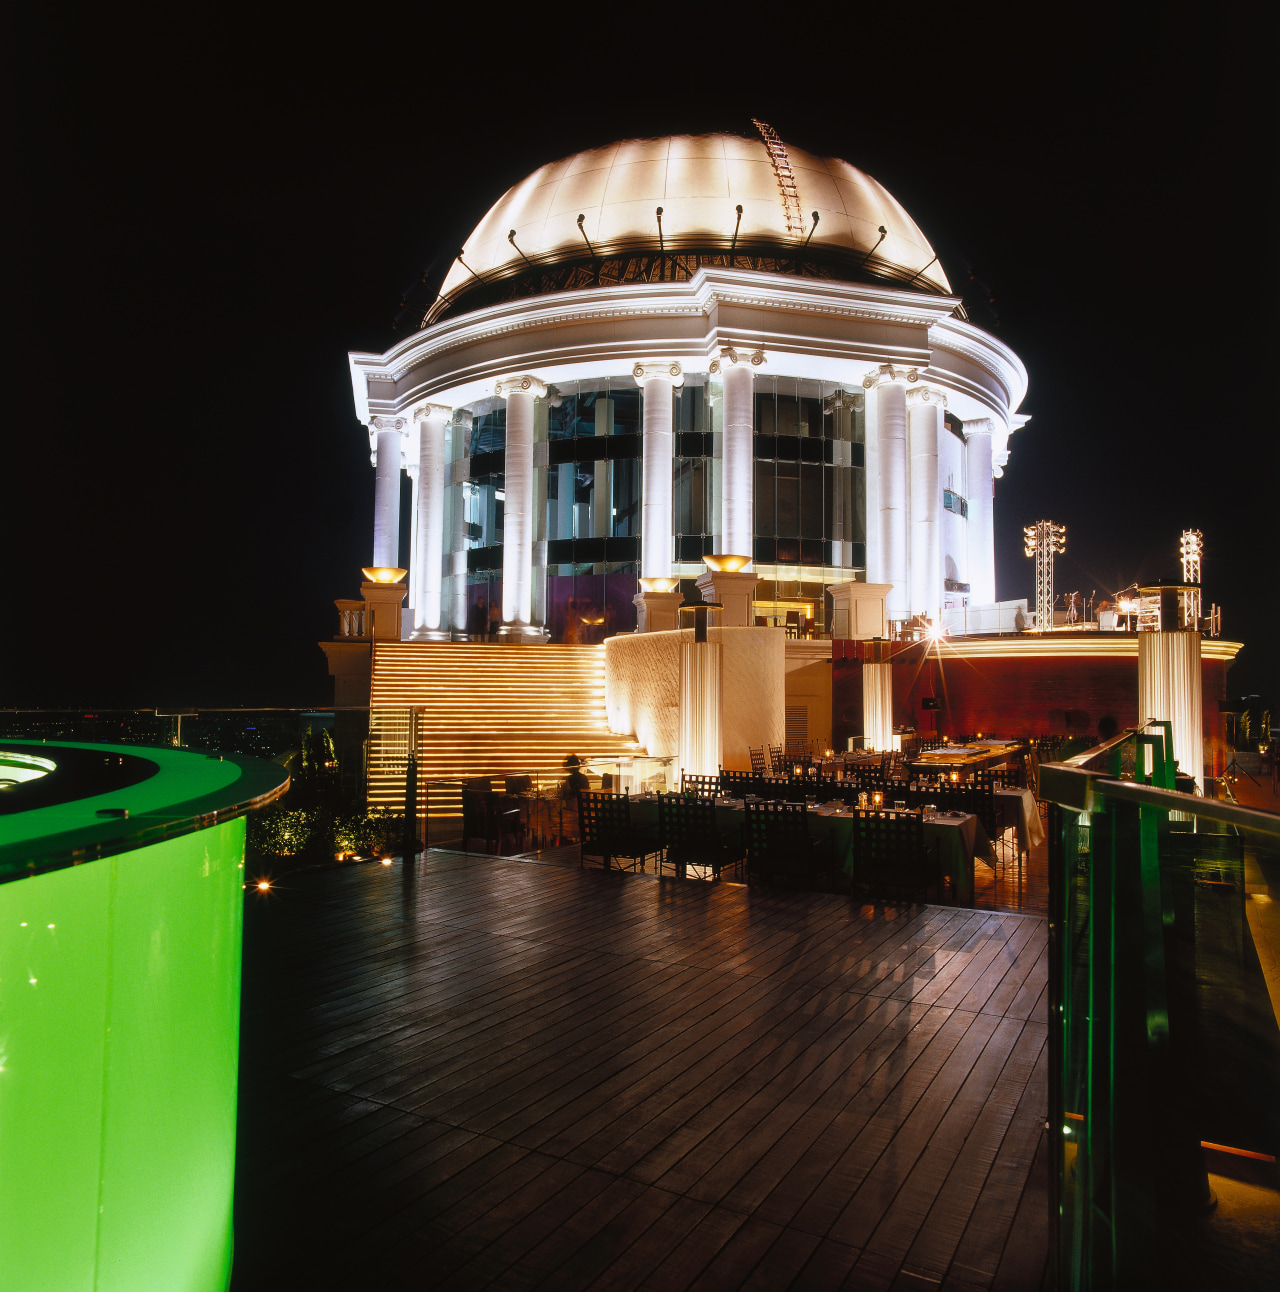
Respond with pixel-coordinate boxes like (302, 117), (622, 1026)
(353, 268), (1025, 437)
(427, 129), (952, 324)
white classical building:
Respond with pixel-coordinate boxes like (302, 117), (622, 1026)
(347, 125), (1029, 644)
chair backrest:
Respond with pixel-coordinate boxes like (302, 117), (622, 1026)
(748, 746), (767, 776)
(744, 799), (809, 862)
(849, 809), (928, 879)
(719, 768), (752, 795)
(755, 776), (791, 801)
(578, 790), (631, 847)
(768, 744), (784, 771)
(785, 610), (800, 627)
(464, 776), (492, 792)
(681, 771), (719, 799)
(658, 792), (718, 848)
(754, 615), (767, 627)
(505, 775), (532, 794)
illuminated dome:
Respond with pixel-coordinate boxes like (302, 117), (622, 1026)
(429, 124), (950, 321)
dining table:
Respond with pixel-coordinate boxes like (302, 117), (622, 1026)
(628, 796), (993, 905)
(993, 785), (1045, 855)
(906, 741), (1024, 778)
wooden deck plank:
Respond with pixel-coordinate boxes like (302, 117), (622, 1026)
(229, 851), (1049, 1292)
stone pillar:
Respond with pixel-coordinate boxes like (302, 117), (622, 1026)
(865, 366), (909, 622)
(828, 581), (892, 640)
(963, 419), (995, 605)
(449, 411), (472, 636)
(695, 568), (760, 627)
(411, 403), (450, 639)
(635, 362), (683, 578)
(633, 587), (684, 633)
(713, 347), (764, 566)
(493, 375), (548, 641)
(907, 385), (945, 622)
(370, 415), (405, 569)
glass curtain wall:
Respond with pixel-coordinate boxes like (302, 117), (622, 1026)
(752, 377), (866, 631)
(542, 380), (641, 642)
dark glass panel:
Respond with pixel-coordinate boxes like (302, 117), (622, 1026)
(776, 461), (799, 538)
(755, 461), (776, 535)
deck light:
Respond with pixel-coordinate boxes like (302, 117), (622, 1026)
(362, 567), (407, 584)
(702, 554), (750, 573)
(257, 880), (270, 892)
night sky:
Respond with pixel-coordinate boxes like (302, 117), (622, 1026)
(9, 7), (1274, 711)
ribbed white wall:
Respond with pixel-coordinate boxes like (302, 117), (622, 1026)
(641, 378), (674, 577)
(964, 422), (995, 605)
(501, 387), (535, 625)
(415, 411), (448, 632)
(908, 394), (941, 619)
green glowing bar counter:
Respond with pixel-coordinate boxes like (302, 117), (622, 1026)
(0, 742), (288, 1292)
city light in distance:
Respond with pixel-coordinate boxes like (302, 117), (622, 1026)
(257, 880), (271, 891)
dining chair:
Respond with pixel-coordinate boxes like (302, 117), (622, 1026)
(680, 771), (719, 800)
(744, 800), (832, 887)
(848, 809), (941, 902)
(748, 746), (768, 777)
(657, 793), (741, 879)
(577, 790), (663, 871)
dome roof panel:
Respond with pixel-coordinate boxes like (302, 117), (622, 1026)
(666, 134), (730, 160)
(545, 166), (611, 218)
(431, 128), (952, 315)
(665, 155), (730, 200)
(561, 144), (621, 176)
(602, 159), (669, 205)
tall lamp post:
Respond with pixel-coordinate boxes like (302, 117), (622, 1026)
(1023, 520), (1066, 632)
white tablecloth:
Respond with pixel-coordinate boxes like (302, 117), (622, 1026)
(994, 787), (1045, 852)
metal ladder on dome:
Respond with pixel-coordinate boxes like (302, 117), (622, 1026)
(751, 119), (807, 238)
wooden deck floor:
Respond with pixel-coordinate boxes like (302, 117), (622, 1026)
(231, 852), (1049, 1291)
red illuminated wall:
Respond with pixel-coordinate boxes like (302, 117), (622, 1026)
(832, 639), (1232, 778)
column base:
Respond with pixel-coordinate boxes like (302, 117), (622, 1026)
(408, 628), (452, 642)
(496, 624), (551, 644)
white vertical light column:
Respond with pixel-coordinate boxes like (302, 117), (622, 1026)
(863, 660), (895, 752)
(870, 369), (908, 620)
(963, 419), (995, 605)
(679, 640), (722, 777)
(907, 386), (944, 621)
(412, 403), (450, 636)
(635, 362), (683, 578)
(370, 415), (406, 568)
(715, 349), (762, 563)
(1139, 628), (1204, 792)
(493, 375), (545, 635)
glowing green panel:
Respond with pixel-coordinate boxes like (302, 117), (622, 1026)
(1, 820), (245, 1292)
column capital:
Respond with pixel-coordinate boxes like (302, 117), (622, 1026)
(962, 417), (995, 438)
(823, 389), (864, 414)
(494, 374), (547, 401)
(861, 363), (919, 389)
(369, 415), (407, 434)
(632, 360), (684, 388)
(905, 384), (947, 409)
(412, 402), (452, 423)
(708, 346), (765, 374)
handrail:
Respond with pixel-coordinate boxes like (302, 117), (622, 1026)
(1039, 758), (1280, 836)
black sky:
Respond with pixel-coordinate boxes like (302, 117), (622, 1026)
(8, 4), (1275, 710)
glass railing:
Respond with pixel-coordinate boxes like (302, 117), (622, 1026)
(1040, 726), (1280, 1289)
(0, 710), (675, 867)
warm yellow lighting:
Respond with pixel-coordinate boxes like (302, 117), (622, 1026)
(872, 791), (883, 806)
(381, 858), (393, 866)
(639, 577), (680, 593)
(702, 554), (750, 573)
(362, 566), (408, 584)
(257, 880), (270, 892)
(951, 772), (959, 783)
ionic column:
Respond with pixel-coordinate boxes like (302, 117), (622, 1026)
(449, 411), (472, 635)
(907, 385), (945, 621)
(406, 463), (420, 616)
(370, 415), (406, 569)
(865, 366), (909, 621)
(712, 347), (764, 564)
(635, 362), (683, 578)
(963, 419), (995, 605)
(412, 403), (450, 637)
(493, 375), (546, 639)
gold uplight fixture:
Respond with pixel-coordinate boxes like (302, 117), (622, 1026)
(639, 577), (679, 593)
(362, 567), (408, 584)
(701, 554), (750, 573)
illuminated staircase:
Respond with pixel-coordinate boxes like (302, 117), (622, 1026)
(366, 641), (644, 818)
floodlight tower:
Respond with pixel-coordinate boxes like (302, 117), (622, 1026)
(1180, 529), (1203, 626)
(1024, 520), (1067, 631)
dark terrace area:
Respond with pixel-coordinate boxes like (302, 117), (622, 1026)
(230, 853), (1049, 1291)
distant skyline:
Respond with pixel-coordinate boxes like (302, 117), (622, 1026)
(9, 7), (1272, 708)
